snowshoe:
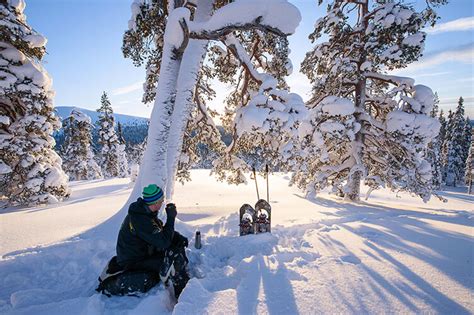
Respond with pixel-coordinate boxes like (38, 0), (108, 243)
(239, 204), (256, 236)
(255, 199), (271, 233)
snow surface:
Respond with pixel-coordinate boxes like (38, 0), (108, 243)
(0, 170), (473, 314)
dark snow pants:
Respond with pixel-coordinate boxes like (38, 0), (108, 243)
(124, 251), (165, 273)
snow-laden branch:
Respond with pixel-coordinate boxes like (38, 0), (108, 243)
(190, 0), (301, 38)
(164, 0), (301, 54)
(365, 72), (415, 87)
(224, 35), (263, 84)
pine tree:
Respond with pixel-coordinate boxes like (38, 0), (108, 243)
(62, 109), (102, 180)
(445, 97), (466, 186)
(295, 0), (445, 201)
(441, 109), (453, 182)
(426, 93), (442, 189)
(0, 0), (69, 205)
(117, 142), (129, 178)
(462, 118), (472, 176)
(97, 92), (122, 178)
(465, 133), (474, 194)
(117, 121), (125, 144)
(122, 0), (301, 201)
(115, 121), (129, 178)
(127, 138), (146, 183)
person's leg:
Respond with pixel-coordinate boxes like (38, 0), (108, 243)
(126, 253), (164, 274)
(164, 244), (189, 298)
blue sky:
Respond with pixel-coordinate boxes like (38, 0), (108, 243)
(25, 0), (473, 118)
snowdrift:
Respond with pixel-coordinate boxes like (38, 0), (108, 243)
(0, 170), (473, 314)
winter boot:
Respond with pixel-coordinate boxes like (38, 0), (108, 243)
(159, 247), (190, 298)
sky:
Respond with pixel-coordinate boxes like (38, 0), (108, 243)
(24, 0), (474, 118)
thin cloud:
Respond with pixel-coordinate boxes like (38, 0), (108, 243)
(438, 96), (474, 105)
(393, 43), (474, 75)
(111, 81), (144, 96)
(425, 17), (474, 35)
(412, 71), (451, 78)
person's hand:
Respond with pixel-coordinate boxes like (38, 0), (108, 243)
(165, 203), (177, 218)
(173, 232), (188, 248)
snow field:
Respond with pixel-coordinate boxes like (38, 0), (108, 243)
(1, 170), (473, 314)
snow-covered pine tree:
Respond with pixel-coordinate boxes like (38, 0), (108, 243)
(62, 109), (102, 181)
(426, 93), (442, 188)
(117, 121), (125, 144)
(445, 97), (467, 186)
(123, 0), (301, 201)
(462, 117), (472, 176)
(295, 0), (446, 201)
(438, 109), (447, 145)
(465, 133), (474, 194)
(116, 121), (129, 178)
(441, 109), (453, 182)
(0, 0), (69, 205)
(117, 142), (129, 178)
(96, 92), (126, 178)
(127, 138), (146, 183)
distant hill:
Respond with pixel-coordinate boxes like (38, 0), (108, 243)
(55, 106), (149, 126)
(53, 106), (149, 149)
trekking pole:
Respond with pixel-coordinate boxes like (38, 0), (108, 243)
(252, 167), (260, 200)
(265, 164), (269, 203)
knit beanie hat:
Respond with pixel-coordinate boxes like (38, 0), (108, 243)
(142, 184), (164, 205)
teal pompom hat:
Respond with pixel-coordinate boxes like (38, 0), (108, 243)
(142, 184), (164, 205)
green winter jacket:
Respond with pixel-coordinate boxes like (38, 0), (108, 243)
(116, 198), (175, 266)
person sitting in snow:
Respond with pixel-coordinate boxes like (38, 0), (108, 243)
(114, 184), (190, 298)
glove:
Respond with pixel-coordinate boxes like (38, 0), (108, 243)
(173, 232), (189, 248)
(165, 203), (177, 219)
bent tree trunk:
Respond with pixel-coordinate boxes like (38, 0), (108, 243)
(165, 0), (213, 200)
(127, 35), (183, 203)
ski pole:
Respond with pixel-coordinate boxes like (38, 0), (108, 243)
(266, 164), (269, 203)
(252, 167), (260, 200)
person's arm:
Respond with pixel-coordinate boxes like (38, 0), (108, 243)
(131, 211), (176, 249)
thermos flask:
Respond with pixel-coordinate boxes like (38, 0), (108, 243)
(195, 230), (202, 249)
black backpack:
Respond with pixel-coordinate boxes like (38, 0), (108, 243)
(96, 256), (160, 296)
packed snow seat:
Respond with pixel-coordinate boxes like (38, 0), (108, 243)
(96, 256), (160, 296)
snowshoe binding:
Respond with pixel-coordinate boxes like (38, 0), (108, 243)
(239, 204), (256, 236)
(255, 199), (271, 233)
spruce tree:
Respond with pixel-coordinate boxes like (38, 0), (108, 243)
(295, 0), (445, 201)
(462, 118), (472, 175)
(0, 0), (69, 205)
(97, 92), (120, 178)
(441, 109), (453, 182)
(445, 97), (466, 186)
(62, 109), (102, 181)
(115, 121), (129, 178)
(426, 94), (442, 189)
(465, 134), (474, 194)
(122, 0), (300, 201)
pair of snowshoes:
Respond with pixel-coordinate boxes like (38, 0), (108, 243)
(239, 199), (271, 236)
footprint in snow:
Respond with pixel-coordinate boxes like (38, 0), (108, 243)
(318, 224), (339, 232)
(339, 255), (361, 265)
(360, 231), (382, 240)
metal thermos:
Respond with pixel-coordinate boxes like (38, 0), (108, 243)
(194, 230), (202, 249)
